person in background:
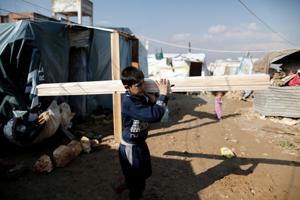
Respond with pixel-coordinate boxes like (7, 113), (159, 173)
(212, 91), (225, 120)
(287, 68), (300, 86)
(116, 66), (170, 200)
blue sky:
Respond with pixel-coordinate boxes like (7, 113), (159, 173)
(1, 0), (300, 60)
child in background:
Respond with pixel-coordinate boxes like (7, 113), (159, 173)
(212, 91), (225, 120)
(287, 68), (300, 86)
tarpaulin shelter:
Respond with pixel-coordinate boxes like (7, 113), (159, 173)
(0, 20), (148, 124)
(148, 53), (207, 78)
(253, 49), (300, 118)
(253, 49), (300, 73)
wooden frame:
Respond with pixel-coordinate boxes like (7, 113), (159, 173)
(36, 29), (270, 143)
(111, 32), (122, 142)
(37, 74), (270, 96)
(37, 74), (270, 142)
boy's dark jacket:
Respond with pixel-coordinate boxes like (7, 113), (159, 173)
(121, 91), (168, 144)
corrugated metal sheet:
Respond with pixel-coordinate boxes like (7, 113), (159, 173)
(254, 86), (300, 118)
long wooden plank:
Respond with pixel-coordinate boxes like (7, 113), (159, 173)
(37, 74), (270, 96)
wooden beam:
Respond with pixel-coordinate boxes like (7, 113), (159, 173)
(37, 74), (270, 96)
(111, 32), (122, 143)
(131, 38), (139, 65)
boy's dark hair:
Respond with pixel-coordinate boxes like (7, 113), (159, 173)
(121, 66), (144, 86)
(211, 91), (226, 96)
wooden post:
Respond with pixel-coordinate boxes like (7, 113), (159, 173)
(131, 38), (139, 68)
(77, 0), (82, 24)
(111, 32), (122, 142)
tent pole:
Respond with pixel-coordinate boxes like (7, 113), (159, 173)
(111, 32), (122, 143)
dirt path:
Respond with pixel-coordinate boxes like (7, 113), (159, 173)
(145, 94), (300, 200)
(0, 93), (299, 200)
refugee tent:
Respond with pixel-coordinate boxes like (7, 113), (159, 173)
(253, 49), (300, 74)
(0, 20), (147, 145)
(208, 59), (241, 76)
(208, 56), (259, 76)
(253, 49), (300, 118)
(148, 53), (207, 78)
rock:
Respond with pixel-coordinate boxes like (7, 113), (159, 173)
(67, 140), (82, 157)
(80, 136), (91, 153)
(90, 139), (101, 149)
(52, 141), (83, 168)
(33, 155), (53, 173)
(220, 147), (235, 158)
(53, 145), (74, 167)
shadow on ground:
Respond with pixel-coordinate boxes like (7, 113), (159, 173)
(149, 94), (240, 138)
(1, 140), (299, 200)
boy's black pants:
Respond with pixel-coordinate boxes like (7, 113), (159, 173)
(119, 141), (152, 200)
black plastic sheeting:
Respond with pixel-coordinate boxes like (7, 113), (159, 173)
(0, 20), (145, 146)
(0, 20), (135, 123)
(0, 20), (69, 120)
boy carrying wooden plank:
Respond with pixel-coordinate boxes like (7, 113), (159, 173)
(114, 66), (170, 200)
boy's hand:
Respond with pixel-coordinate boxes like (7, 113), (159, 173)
(156, 79), (170, 96)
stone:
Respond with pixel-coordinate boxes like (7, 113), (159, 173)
(90, 139), (101, 149)
(67, 140), (82, 157)
(80, 136), (91, 153)
(33, 154), (53, 173)
(53, 145), (74, 167)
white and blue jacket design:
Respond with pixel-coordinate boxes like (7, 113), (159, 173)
(121, 91), (168, 144)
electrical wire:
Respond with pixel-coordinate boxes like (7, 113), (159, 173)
(2, 1), (298, 53)
(237, 0), (298, 47)
(20, 0), (52, 13)
(140, 35), (269, 53)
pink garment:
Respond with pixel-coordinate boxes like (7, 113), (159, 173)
(288, 74), (300, 86)
(215, 97), (222, 120)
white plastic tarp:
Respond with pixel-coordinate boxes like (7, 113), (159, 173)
(148, 53), (205, 78)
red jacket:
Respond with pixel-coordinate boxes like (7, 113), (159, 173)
(288, 74), (300, 86)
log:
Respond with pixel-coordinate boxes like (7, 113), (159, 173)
(33, 154), (53, 173)
(53, 145), (74, 167)
(36, 74), (270, 96)
(53, 141), (82, 167)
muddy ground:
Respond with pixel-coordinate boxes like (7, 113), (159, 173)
(0, 93), (300, 200)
